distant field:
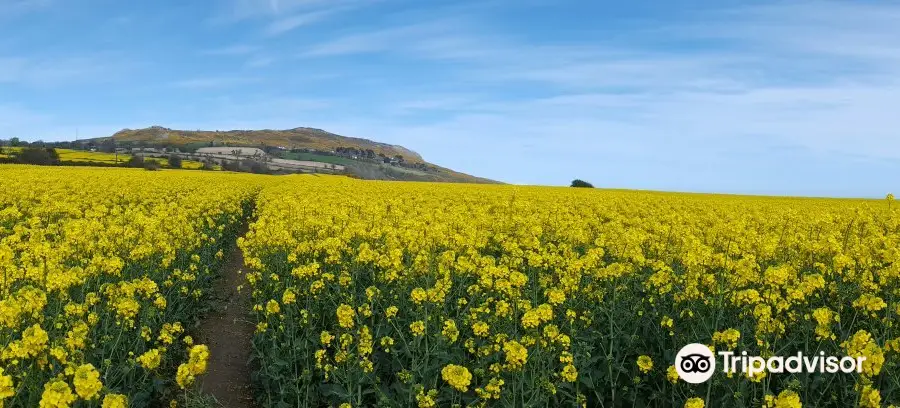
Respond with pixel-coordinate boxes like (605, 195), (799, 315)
(278, 151), (358, 166)
(1, 147), (211, 169)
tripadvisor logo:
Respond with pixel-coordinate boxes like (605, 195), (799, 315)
(675, 343), (716, 383)
(674, 343), (866, 384)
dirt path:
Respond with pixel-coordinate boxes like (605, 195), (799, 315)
(197, 227), (255, 408)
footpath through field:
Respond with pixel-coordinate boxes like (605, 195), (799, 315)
(196, 222), (256, 407)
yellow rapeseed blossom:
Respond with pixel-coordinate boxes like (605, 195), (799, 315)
(9, 167), (883, 405)
(842, 330), (885, 377)
(637, 355), (653, 373)
(441, 364), (472, 392)
(763, 390), (802, 408)
(336, 304), (356, 329)
(72, 364), (102, 400)
(503, 340), (528, 370)
(684, 397), (705, 408)
(0, 167), (255, 405)
(39, 380), (75, 408)
(101, 394), (128, 408)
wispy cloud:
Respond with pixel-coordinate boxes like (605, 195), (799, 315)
(264, 9), (334, 35)
(0, 54), (133, 87)
(0, 0), (50, 17)
(221, 0), (331, 20)
(202, 44), (258, 56)
(171, 76), (262, 89)
(299, 19), (462, 57)
(6, 0), (900, 195)
(281, 0), (900, 191)
(244, 55), (276, 68)
(212, 0), (375, 25)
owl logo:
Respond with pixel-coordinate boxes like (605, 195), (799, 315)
(679, 353), (712, 373)
(675, 344), (716, 383)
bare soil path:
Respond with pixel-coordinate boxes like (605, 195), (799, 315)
(197, 225), (255, 408)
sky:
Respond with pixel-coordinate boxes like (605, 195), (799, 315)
(1, 0), (899, 197)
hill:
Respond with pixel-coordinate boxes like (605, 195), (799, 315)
(109, 126), (422, 161)
(86, 126), (497, 183)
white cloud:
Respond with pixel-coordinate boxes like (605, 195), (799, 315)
(302, 1), (900, 167)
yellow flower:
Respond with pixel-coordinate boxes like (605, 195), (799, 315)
(265, 299), (280, 315)
(380, 336), (394, 352)
(859, 385), (881, 408)
(684, 397), (704, 408)
(441, 319), (459, 343)
(320, 331), (334, 346)
(503, 340), (528, 370)
(385, 306), (399, 319)
(441, 364), (472, 392)
(73, 364), (103, 400)
(336, 304), (356, 329)
(561, 364), (578, 382)
(410, 287), (427, 304)
(40, 380), (75, 408)
(842, 330), (884, 377)
(472, 321), (490, 337)
(0, 368), (14, 400)
(22, 324), (49, 356)
(545, 288), (566, 305)
(137, 348), (162, 370)
(176, 363), (195, 389)
(475, 377), (504, 400)
(101, 393), (128, 408)
(712, 328), (741, 349)
(282, 289), (297, 305)
(763, 390), (801, 408)
(410, 320), (426, 337)
(637, 355), (653, 373)
(188, 344), (210, 375)
(661, 316), (674, 329)
(415, 388), (438, 408)
(667, 365), (679, 384)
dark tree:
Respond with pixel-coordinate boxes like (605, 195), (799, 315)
(222, 160), (241, 172)
(571, 179), (594, 188)
(125, 155), (145, 168)
(143, 160), (161, 171)
(167, 154), (183, 169)
(16, 147), (60, 165)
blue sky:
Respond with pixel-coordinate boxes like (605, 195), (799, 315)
(2, 0), (899, 197)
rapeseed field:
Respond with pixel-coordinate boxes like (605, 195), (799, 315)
(2, 166), (898, 408)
